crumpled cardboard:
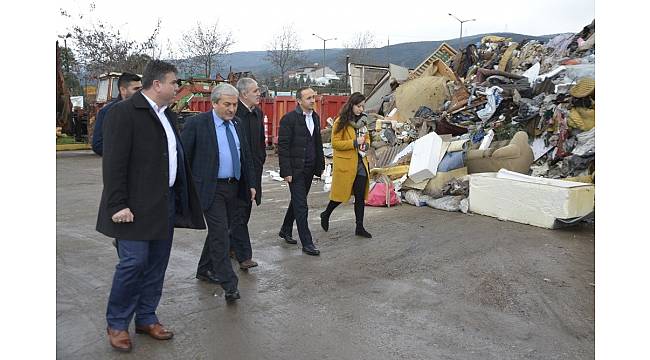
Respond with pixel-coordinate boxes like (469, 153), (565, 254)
(395, 76), (449, 122)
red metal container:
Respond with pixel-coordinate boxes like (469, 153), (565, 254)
(188, 96), (212, 112)
(177, 92), (349, 145)
(259, 98), (275, 145)
(265, 95), (349, 144)
(270, 97), (296, 144)
(318, 95), (349, 126)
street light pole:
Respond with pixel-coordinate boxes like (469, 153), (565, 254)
(312, 33), (336, 80)
(448, 13), (476, 51)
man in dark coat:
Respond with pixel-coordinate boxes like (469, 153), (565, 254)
(278, 87), (325, 256)
(92, 72), (142, 156)
(97, 60), (205, 352)
(180, 83), (257, 303)
(229, 77), (266, 269)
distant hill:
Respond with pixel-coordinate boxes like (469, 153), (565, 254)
(216, 32), (558, 78)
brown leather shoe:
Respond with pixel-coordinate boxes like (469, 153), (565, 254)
(107, 327), (132, 352)
(239, 259), (258, 270)
(135, 322), (174, 340)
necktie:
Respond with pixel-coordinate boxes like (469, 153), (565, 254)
(224, 121), (241, 180)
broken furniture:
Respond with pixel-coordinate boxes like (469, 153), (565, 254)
(465, 131), (534, 174)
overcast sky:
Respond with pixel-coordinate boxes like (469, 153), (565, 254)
(56, 0), (595, 54)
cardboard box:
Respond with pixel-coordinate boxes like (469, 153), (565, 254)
(469, 170), (595, 229)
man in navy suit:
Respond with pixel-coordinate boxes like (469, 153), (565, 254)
(92, 72), (142, 156)
(277, 87), (325, 256)
(180, 83), (257, 303)
(97, 60), (205, 352)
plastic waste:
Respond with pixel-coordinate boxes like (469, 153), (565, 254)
(426, 195), (465, 212)
(404, 190), (431, 207)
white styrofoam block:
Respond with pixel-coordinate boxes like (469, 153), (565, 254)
(408, 132), (443, 183)
(469, 172), (595, 229)
(495, 169), (587, 188)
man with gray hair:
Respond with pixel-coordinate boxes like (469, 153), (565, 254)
(229, 77), (266, 270)
(180, 82), (257, 303)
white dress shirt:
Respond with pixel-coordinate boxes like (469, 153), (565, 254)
(304, 110), (314, 135)
(142, 93), (177, 187)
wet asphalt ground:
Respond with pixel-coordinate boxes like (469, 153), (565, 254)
(57, 150), (594, 359)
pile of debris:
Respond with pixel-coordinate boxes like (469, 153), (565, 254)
(321, 20), (596, 227)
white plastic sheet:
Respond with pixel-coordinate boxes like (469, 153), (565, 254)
(426, 195), (464, 212)
(267, 170), (284, 181)
(476, 86), (503, 121)
(563, 64), (595, 81)
(404, 190), (431, 207)
(522, 62), (540, 85)
(572, 128), (595, 156)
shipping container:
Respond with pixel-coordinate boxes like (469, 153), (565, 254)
(263, 95), (348, 145)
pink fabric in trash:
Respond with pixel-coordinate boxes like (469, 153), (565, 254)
(365, 182), (400, 207)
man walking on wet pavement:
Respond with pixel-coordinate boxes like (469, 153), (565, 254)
(229, 77), (266, 270)
(181, 83), (257, 303)
(277, 87), (325, 256)
(96, 60), (205, 352)
(92, 72), (142, 156)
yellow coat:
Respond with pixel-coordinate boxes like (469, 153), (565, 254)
(330, 118), (370, 202)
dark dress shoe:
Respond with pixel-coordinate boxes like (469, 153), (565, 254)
(196, 270), (220, 284)
(279, 230), (297, 244)
(239, 259), (258, 270)
(355, 226), (372, 238)
(320, 212), (330, 232)
(107, 327), (132, 352)
(225, 289), (241, 303)
(302, 244), (321, 256)
(135, 322), (174, 340)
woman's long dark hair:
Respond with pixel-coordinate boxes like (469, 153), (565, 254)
(335, 92), (366, 133)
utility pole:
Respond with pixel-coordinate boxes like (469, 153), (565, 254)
(387, 36), (390, 65)
(345, 55), (350, 94)
(448, 13), (476, 51)
(312, 33), (336, 80)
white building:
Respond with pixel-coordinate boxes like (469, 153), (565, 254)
(290, 64), (338, 84)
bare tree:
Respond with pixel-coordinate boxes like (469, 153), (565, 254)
(343, 31), (378, 64)
(180, 21), (234, 78)
(63, 5), (161, 78)
(266, 25), (303, 88)
(163, 38), (196, 78)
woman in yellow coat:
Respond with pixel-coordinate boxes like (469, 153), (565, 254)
(319, 92), (372, 238)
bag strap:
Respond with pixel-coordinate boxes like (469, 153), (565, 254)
(381, 174), (391, 208)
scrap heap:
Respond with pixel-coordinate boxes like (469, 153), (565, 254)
(321, 20), (595, 223)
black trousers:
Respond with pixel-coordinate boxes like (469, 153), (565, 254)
(230, 198), (253, 262)
(197, 182), (239, 292)
(281, 167), (315, 247)
(324, 174), (367, 226)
